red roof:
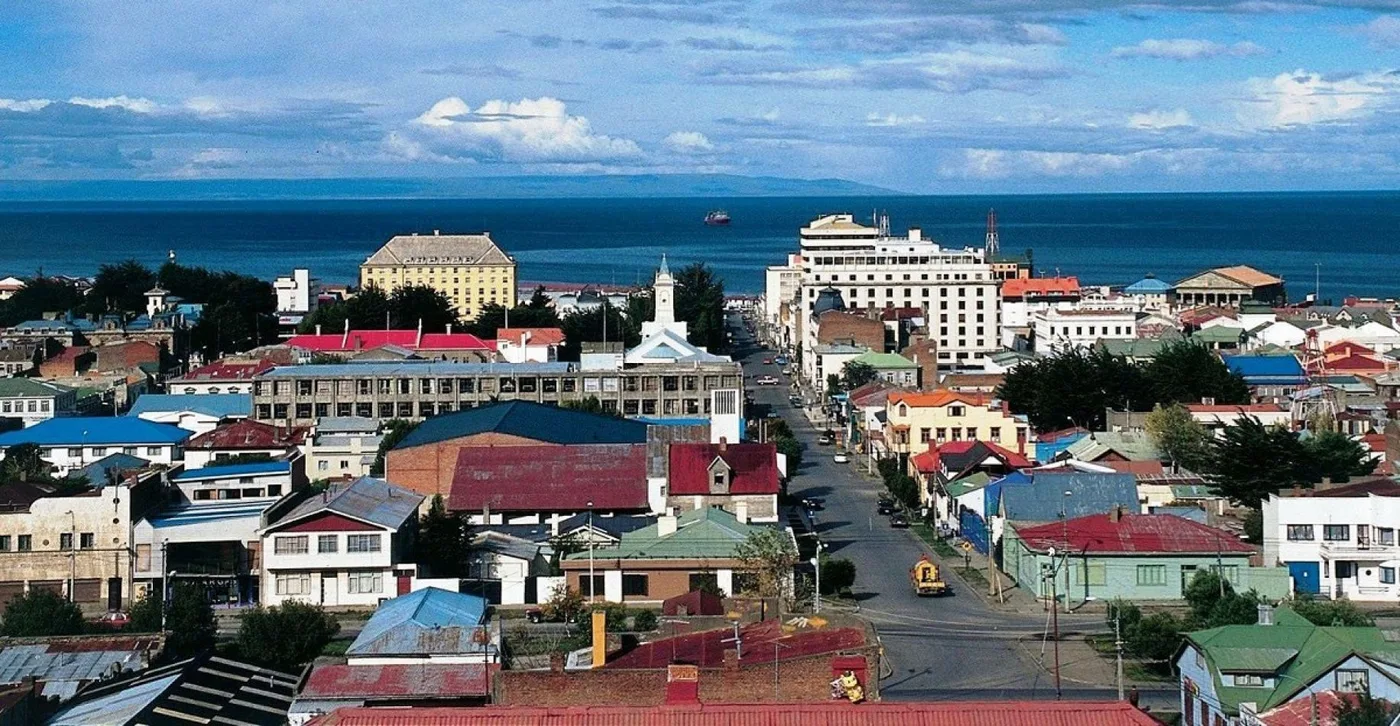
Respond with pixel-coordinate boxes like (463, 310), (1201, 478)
(1297, 477), (1400, 498)
(1185, 403), (1286, 414)
(495, 327), (566, 346)
(300, 663), (494, 700)
(1001, 277), (1080, 299)
(175, 359), (274, 382)
(911, 447), (941, 474)
(1319, 353), (1392, 372)
(308, 701), (1162, 726)
(1014, 513), (1255, 555)
(187, 419), (309, 450)
(668, 442), (780, 496)
(287, 330), (493, 352)
(603, 619), (866, 670)
(1324, 340), (1377, 356)
(879, 306), (924, 321)
(915, 440), (1032, 475)
(1258, 690), (1377, 726)
(449, 444), (648, 512)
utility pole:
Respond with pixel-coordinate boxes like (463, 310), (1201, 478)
(986, 516), (1003, 603)
(1047, 547), (1063, 700)
(1115, 611), (1124, 701)
(812, 555), (821, 614)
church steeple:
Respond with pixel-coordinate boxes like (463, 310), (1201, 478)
(653, 255), (675, 328)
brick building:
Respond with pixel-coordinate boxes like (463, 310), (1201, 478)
(814, 310), (885, 352)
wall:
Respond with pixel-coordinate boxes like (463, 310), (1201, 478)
(20, 443), (181, 477)
(884, 400), (1029, 455)
(667, 494), (778, 523)
(564, 563), (739, 603)
(816, 311), (885, 352)
(1262, 492), (1400, 601)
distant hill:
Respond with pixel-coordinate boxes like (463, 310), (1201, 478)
(0, 174), (902, 202)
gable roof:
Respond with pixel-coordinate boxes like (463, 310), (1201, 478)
(999, 472), (1139, 522)
(1124, 275), (1174, 294)
(1013, 513), (1253, 555)
(850, 351), (917, 370)
(348, 587), (490, 657)
(396, 400), (648, 450)
(889, 390), (994, 408)
(172, 359), (274, 383)
(1224, 353), (1307, 384)
(49, 654), (297, 726)
(669, 442), (780, 495)
(269, 476), (423, 532)
(186, 419), (308, 450)
(364, 232), (512, 267)
(126, 393), (252, 419)
(0, 378), (71, 398)
(1180, 265), (1283, 289)
(0, 417), (190, 447)
(286, 330), (494, 353)
(1002, 277), (1080, 298)
(625, 327), (731, 364)
(603, 619), (866, 670)
(565, 507), (774, 562)
(449, 444), (649, 512)
(1064, 431), (1161, 462)
(496, 327), (565, 346)
(171, 460), (290, 482)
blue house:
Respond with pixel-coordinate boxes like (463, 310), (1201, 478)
(1223, 353), (1307, 401)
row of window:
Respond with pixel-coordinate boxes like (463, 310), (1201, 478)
(0, 532), (95, 552)
(274, 570), (383, 596)
(576, 572), (760, 598)
(270, 374), (731, 397)
(1231, 669), (1369, 692)
(36, 446), (168, 458)
(1286, 524), (1396, 544)
(916, 426), (1022, 444)
(273, 533), (382, 555)
(809, 285), (992, 298)
(0, 399), (52, 414)
(806, 257), (984, 271)
(259, 395), (709, 422)
(1043, 325), (1134, 338)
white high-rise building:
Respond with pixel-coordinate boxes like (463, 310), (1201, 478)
(797, 214), (1001, 370)
(763, 253), (803, 350)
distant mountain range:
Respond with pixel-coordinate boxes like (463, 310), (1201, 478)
(0, 174), (902, 202)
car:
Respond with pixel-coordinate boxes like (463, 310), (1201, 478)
(833, 452), (850, 464)
(789, 395), (803, 406)
(877, 502), (896, 515)
(92, 611), (130, 630)
(756, 376), (780, 386)
(763, 358), (774, 365)
(774, 356), (789, 365)
(889, 513), (910, 528)
(817, 434), (834, 445)
(802, 497), (825, 511)
(526, 607), (580, 624)
(781, 368), (794, 376)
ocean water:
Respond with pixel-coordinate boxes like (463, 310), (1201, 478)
(0, 192), (1397, 301)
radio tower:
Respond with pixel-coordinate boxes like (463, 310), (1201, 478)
(985, 208), (1000, 259)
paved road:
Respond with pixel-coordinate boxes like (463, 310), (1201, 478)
(730, 316), (1176, 711)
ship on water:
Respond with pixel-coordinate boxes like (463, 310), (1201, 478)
(704, 209), (731, 226)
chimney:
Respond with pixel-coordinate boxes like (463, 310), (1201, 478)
(1110, 505), (1122, 523)
(446, 323), (453, 336)
(433, 229), (441, 236)
(718, 436), (728, 453)
(549, 652), (566, 672)
(1257, 604), (1274, 626)
(658, 514), (678, 537)
(908, 227), (922, 243)
(315, 324), (322, 336)
(734, 501), (749, 525)
(722, 648), (740, 671)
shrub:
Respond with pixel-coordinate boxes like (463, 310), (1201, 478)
(1292, 599), (1374, 627)
(820, 557), (857, 595)
(237, 601), (341, 672)
(1, 589), (83, 637)
(631, 609), (658, 632)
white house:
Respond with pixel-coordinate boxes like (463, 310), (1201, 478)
(0, 417), (189, 477)
(1248, 319), (1309, 350)
(0, 378), (77, 428)
(1031, 308), (1137, 353)
(126, 393), (251, 436)
(306, 417), (382, 481)
(465, 531), (548, 606)
(495, 327), (564, 364)
(1316, 320), (1400, 354)
(260, 476), (423, 608)
(1185, 402), (1292, 434)
(167, 360), (274, 395)
(274, 268), (318, 326)
(1261, 478), (1400, 600)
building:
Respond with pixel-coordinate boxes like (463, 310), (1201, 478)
(762, 253), (803, 350)
(883, 390), (1031, 456)
(666, 440), (780, 522)
(796, 214), (1001, 370)
(259, 476), (423, 607)
(167, 359), (275, 395)
(0, 417), (189, 477)
(0, 277), (23, 301)
(1223, 353), (1309, 402)
(1031, 308), (1137, 353)
(1122, 274), (1176, 312)
(0, 462), (165, 608)
(0, 635), (162, 705)
(910, 439), (1032, 510)
(847, 351), (918, 388)
(359, 231), (517, 320)
(184, 419), (309, 469)
(561, 508), (783, 602)
(1004, 510), (1284, 607)
(307, 416), (383, 481)
(1261, 477), (1400, 600)
(1176, 265), (1286, 308)
(1000, 277), (1081, 347)
(0, 378), (76, 427)
(1061, 431), (1162, 464)
(274, 268), (319, 328)
(286, 329), (495, 363)
(810, 344), (868, 389)
(126, 393), (251, 435)
(1176, 606), (1400, 726)
(1186, 402), (1291, 433)
(495, 327), (564, 363)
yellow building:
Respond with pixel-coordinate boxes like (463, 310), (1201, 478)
(359, 231), (517, 321)
(883, 390), (1032, 457)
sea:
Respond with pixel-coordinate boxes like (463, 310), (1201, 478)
(1, 192), (1397, 301)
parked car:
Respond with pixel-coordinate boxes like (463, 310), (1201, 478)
(833, 452), (850, 464)
(877, 498), (895, 515)
(802, 497), (825, 511)
(92, 611), (130, 630)
(774, 356), (789, 365)
(763, 358), (774, 365)
(756, 376), (780, 386)
(889, 513), (910, 528)
(789, 395), (803, 406)
(817, 434), (834, 445)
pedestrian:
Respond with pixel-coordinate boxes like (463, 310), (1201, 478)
(1128, 686), (1139, 708)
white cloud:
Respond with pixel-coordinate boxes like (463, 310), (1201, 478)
(1238, 69), (1400, 128)
(1357, 15), (1400, 47)
(0, 98), (52, 113)
(68, 95), (159, 113)
(866, 112), (926, 126)
(663, 131), (715, 153)
(398, 96), (642, 163)
(945, 148), (1138, 179)
(1128, 108), (1194, 129)
(1111, 39), (1266, 60)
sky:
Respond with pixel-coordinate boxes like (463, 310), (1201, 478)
(3, 1), (1400, 193)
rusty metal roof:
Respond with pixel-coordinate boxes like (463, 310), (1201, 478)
(1014, 513), (1255, 555)
(300, 663), (493, 699)
(449, 443), (649, 512)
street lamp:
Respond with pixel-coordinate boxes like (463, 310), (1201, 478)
(811, 555), (821, 614)
(64, 511), (75, 602)
(586, 500), (595, 603)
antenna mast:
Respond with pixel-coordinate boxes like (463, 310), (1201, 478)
(985, 208), (1000, 259)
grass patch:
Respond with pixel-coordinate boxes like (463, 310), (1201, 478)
(504, 626), (591, 657)
(954, 566), (989, 590)
(1126, 662), (1176, 683)
(1085, 634), (1117, 655)
(320, 638), (352, 657)
(912, 524), (959, 558)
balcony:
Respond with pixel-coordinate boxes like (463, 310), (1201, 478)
(1320, 541), (1400, 559)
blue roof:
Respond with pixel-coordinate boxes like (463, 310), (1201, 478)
(263, 361), (573, 378)
(0, 417), (190, 447)
(999, 472), (1139, 523)
(348, 587), (489, 657)
(147, 500), (274, 528)
(1223, 354), (1307, 384)
(127, 393), (252, 419)
(1124, 276), (1174, 294)
(396, 400), (649, 450)
(69, 453), (149, 485)
(633, 416), (710, 427)
(171, 460), (290, 481)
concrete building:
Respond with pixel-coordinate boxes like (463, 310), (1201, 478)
(307, 417), (383, 481)
(1000, 277), (1081, 348)
(359, 231), (517, 321)
(285, 330), (496, 363)
(1032, 307), (1138, 353)
(0, 378), (76, 427)
(274, 268), (319, 328)
(495, 327), (564, 364)
(666, 440), (780, 522)
(1176, 265), (1286, 308)
(0, 417), (189, 477)
(762, 253), (803, 349)
(847, 351), (918, 388)
(1261, 477), (1400, 600)
(1122, 274), (1176, 312)
(167, 359), (275, 395)
(797, 214), (1000, 371)
(183, 419), (309, 469)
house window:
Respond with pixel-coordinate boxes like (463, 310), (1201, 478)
(919, 428), (930, 444)
(689, 572), (720, 594)
(1136, 565), (1167, 586)
(622, 574), (649, 597)
(1336, 670), (1369, 693)
(1231, 674), (1264, 687)
(317, 461), (329, 472)
(0, 536), (9, 551)
(580, 575), (605, 598)
(17, 535), (30, 552)
(79, 533), (94, 550)
(1380, 528), (1395, 546)
(347, 534), (381, 553)
(275, 573), (311, 596)
(274, 535), (309, 555)
(318, 535), (338, 554)
(1324, 525), (1350, 541)
(67, 448), (81, 457)
(990, 427), (1001, 441)
(1083, 561), (1107, 586)
(1286, 525), (1314, 541)
(59, 533), (72, 551)
(347, 571), (383, 594)
(949, 406), (965, 417)
(147, 446), (162, 456)
(1382, 567), (1396, 585)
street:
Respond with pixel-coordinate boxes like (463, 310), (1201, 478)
(730, 315), (1176, 710)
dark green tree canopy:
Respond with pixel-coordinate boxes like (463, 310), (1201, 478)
(0, 589), (84, 637)
(236, 600), (340, 672)
(0, 277), (86, 328)
(418, 495), (471, 578)
(840, 361), (879, 391)
(1144, 341), (1250, 407)
(673, 262), (727, 354)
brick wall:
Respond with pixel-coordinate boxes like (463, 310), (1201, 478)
(900, 335), (939, 390)
(816, 312), (885, 352)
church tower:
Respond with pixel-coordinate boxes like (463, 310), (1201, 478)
(641, 254), (687, 338)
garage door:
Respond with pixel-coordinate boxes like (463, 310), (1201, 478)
(73, 579), (102, 603)
(0, 582), (23, 605)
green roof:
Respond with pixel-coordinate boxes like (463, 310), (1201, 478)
(566, 507), (774, 561)
(1169, 484), (1214, 499)
(945, 472), (992, 498)
(1187, 607), (1400, 713)
(1097, 338), (1170, 359)
(1191, 326), (1246, 344)
(0, 378), (72, 398)
(849, 352), (916, 370)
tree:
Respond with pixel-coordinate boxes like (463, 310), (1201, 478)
(1301, 430), (1375, 484)
(161, 262), (279, 358)
(1205, 416), (1310, 508)
(673, 262), (727, 353)
(886, 473), (920, 511)
(558, 301), (641, 361)
(775, 436), (803, 474)
(388, 285), (460, 333)
(734, 528), (799, 604)
(126, 584), (216, 658)
(237, 600), (341, 672)
(1145, 404), (1212, 472)
(819, 556), (856, 595)
(1291, 599), (1375, 627)
(370, 419), (418, 477)
(1335, 691), (1400, 726)
(86, 260), (156, 316)
(0, 443), (56, 483)
(418, 495), (470, 578)
(298, 286), (391, 334)
(840, 361), (879, 391)
(539, 587), (586, 623)
(1125, 611), (1183, 663)
(998, 347), (1151, 432)
(1144, 341), (1250, 407)
(0, 277), (84, 327)
(463, 293), (563, 339)
(561, 396), (621, 418)
(0, 589), (83, 636)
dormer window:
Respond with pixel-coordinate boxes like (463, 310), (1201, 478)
(708, 457), (732, 495)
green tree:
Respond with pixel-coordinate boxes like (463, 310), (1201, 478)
(561, 396), (621, 418)
(126, 585), (216, 658)
(127, 590), (163, 632)
(540, 587), (587, 623)
(388, 285), (460, 332)
(0, 277), (85, 327)
(775, 436), (803, 473)
(1291, 599), (1375, 627)
(0, 589), (84, 636)
(1145, 404), (1212, 472)
(558, 301), (641, 361)
(370, 419), (418, 477)
(418, 495), (470, 578)
(886, 473), (920, 510)
(298, 286), (392, 334)
(237, 600), (341, 672)
(1144, 341), (1250, 407)
(86, 260), (156, 316)
(1301, 430), (1375, 484)
(160, 262), (280, 358)
(1205, 416), (1310, 508)
(632, 608), (658, 632)
(0, 443), (56, 483)
(998, 347), (1152, 432)
(734, 528), (799, 604)
(464, 293), (563, 339)
(819, 556), (856, 595)
(1125, 611), (1183, 663)
(840, 361), (879, 391)
(1335, 690), (1400, 726)
(673, 262), (727, 353)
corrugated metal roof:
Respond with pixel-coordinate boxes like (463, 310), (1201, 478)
(398, 400), (648, 450)
(348, 588), (490, 657)
(50, 654), (298, 726)
(127, 393), (252, 419)
(565, 508), (772, 562)
(272, 476), (422, 531)
(603, 619), (865, 670)
(262, 361), (573, 378)
(170, 460), (290, 481)
(299, 663), (492, 699)
(999, 472), (1139, 523)
(1014, 513), (1254, 555)
(669, 442), (779, 496)
(449, 444), (649, 512)
(0, 417), (189, 447)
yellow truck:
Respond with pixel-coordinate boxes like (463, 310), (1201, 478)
(910, 554), (948, 596)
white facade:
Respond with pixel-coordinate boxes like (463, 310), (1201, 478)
(135, 409), (225, 436)
(171, 380), (254, 395)
(307, 432), (381, 480)
(1187, 404), (1292, 433)
(764, 254), (802, 348)
(1262, 489), (1400, 601)
(1031, 308), (1138, 352)
(1248, 320), (1308, 350)
(275, 269), (316, 316)
(798, 214), (1001, 370)
(31, 442), (183, 477)
(1315, 321), (1400, 353)
(0, 383), (77, 427)
(263, 529), (398, 607)
(808, 344), (866, 389)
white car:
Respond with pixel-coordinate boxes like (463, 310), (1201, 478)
(833, 452), (850, 464)
(756, 376), (780, 386)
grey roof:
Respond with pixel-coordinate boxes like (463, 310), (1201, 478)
(0, 378), (71, 398)
(270, 476), (423, 531)
(1001, 472), (1140, 523)
(348, 588), (491, 657)
(1064, 431), (1162, 462)
(471, 532), (543, 563)
(396, 400), (648, 449)
(814, 344), (868, 355)
(49, 654), (298, 726)
(314, 433), (384, 449)
(315, 416), (381, 434)
(262, 361), (574, 378)
(0, 637), (160, 702)
(556, 512), (655, 539)
(364, 233), (513, 267)
(68, 453), (149, 485)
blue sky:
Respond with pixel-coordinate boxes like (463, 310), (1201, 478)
(3, 1), (1400, 193)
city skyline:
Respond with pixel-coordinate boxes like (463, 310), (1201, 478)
(3, 2), (1400, 193)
